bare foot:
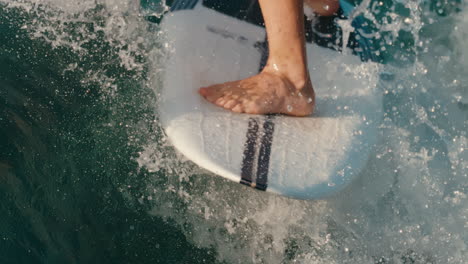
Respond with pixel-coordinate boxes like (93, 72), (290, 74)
(198, 70), (315, 117)
(198, 0), (322, 117)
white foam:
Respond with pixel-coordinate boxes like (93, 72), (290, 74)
(138, 3), (468, 262)
(3, 0), (166, 99)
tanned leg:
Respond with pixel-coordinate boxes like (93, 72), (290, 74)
(198, 0), (338, 116)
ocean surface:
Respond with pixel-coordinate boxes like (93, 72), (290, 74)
(0, 0), (466, 263)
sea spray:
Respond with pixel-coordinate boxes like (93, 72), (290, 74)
(1, 0), (466, 263)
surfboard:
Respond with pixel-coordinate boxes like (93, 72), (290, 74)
(157, 0), (382, 200)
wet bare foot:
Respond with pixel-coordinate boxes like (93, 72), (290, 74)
(198, 70), (315, 117)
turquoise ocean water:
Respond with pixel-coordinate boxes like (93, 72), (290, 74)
(0, 0), (466, 263)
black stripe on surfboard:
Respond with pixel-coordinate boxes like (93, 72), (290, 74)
(255, 115), (275, 191)
(239, 38), (274, 191)
(240, 118), (259, 186)
(240, 116), (275, 191)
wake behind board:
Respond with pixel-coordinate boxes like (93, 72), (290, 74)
(158, 0), (382, 200)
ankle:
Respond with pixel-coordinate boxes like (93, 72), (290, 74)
(262, 62), (310, 91)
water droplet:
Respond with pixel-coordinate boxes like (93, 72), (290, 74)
(404, 17), (413, 24)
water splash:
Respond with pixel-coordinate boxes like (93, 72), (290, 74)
(137, 1), (467, 263)
(1, 0), (467, 263)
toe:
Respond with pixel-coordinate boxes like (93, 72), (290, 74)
(231, 104), (243, 113)
(198, 87), (208, 97)
(215, 97), (226, 106)
(205, 88), (224, 102)
(223, 99), (237, 109)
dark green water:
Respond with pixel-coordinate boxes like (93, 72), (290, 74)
(0, 1), (467, 263)
(0, 4), (217, 263)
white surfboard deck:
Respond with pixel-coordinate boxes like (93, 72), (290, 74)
(159, 3), (382, 200)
